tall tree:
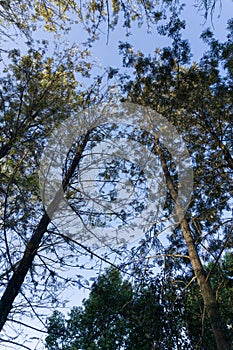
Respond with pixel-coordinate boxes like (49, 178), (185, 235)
(117, 16), (232, 349)
(0, 1), (232, 349)
(0, 44), (99, 345)
(46, 257), (233, 349)
(45, 268), (188, 350)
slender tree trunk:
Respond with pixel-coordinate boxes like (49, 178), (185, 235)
(154, 138), (231, 350)
(0, 212), (50, 331)
(0, 133), (90, 332)
(180, 218), (231, 350)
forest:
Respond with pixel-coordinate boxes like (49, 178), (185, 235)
(0, 0), (232, 349)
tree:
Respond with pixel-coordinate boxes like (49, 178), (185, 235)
(46, 257), (233, 349)
(0, 0), (225, 44)
(45, 268), (190, 350)
(183, 253), (233, 349)
(117, 16), (233, 349)
(0, 1), (232, 349)
(0, 43), (99, 346)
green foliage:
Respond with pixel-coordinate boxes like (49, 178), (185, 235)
(0, 0), (224, 42)
(0, 43), (80, 235)
(0, 1), (232, 349)
(0, 0), (164, 41)
(45, 268), (187, 350)
(182, 253), (233, 349)
(46, 259), (233, 349)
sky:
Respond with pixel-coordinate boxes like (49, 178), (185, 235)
(84, 1), (233, 72)
(2, 2), (232, 81)
(1, 1), (233, 349)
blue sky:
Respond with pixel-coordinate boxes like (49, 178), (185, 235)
(1, 1), (233, 349)
(86, 1), (233, 71)
(2, 2), (232, 79)
(48, 0), (233, 342)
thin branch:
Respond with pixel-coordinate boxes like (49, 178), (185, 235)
(0, 338), (31, 350)
(53, 231), (133, 277)
(174, 276), (197, 303)
(205, 225), (233, 282)
(145, 253), (190, 260)
(6, 318), (47, 334)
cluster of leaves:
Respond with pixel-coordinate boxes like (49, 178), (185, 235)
(0, 0), (232, 349)
(46, 257), (233, 349)
(0, 0), (223, 43)
(45, 268), (186, 350)
(117, 16), (233, 258)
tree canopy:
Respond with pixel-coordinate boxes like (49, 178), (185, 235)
(0, 0), (232, 349)
(45, 268), (185, 350)
(46, 258), (233, 349)
(0, 0), (225, 43)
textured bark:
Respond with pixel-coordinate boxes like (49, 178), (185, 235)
(0, 212), (50, 331)
(154, 138), (231, 350)
(180, 219), (231, 350)
(0, 132), (90, 332)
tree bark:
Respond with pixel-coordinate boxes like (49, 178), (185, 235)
(0, 132), (90, 332)
(180, 219), (231, 350)
(154, 138), (231, 350)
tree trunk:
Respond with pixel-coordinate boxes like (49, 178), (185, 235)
(0, 132), (90, 332)
(181, 219), (231, 350)
(154, 138), (231, 350)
